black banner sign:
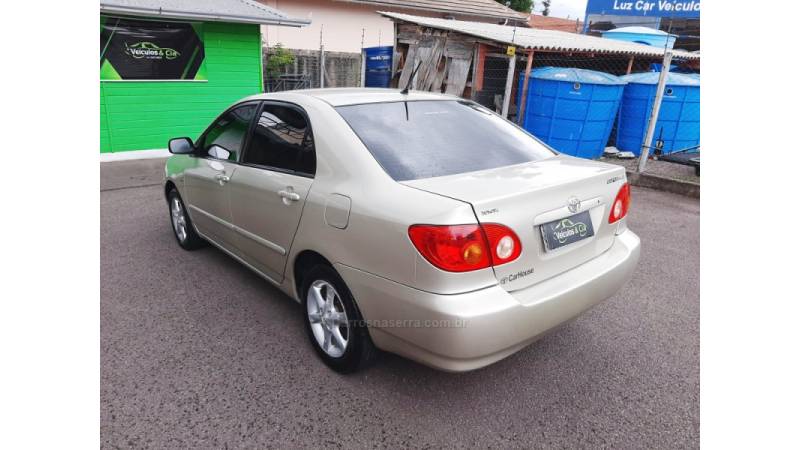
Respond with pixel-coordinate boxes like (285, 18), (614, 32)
(100, 17), (206, 80)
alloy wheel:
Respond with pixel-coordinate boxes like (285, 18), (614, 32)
(306, 279), (350, 358)
(170, 197), (188, 243)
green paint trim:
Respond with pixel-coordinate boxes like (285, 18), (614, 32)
(195, 25), (209, 81)
(194, 67), (208, 81)
(181, 45), (201, 79)
(100, 60), (122, 80)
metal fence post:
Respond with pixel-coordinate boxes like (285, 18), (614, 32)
(360, 29), (365, 88)
(637, 50), (673, 173)
(319, 44), (325, 88)
(501, 53), (516, 118)
(360, 49), (366, 88)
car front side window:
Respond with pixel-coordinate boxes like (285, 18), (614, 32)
(200, 104), (257, 162)
(242, 104), (316, 176)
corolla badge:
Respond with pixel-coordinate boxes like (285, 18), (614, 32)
(567, 196), (581, 213)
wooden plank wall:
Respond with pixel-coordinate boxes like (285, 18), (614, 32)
(395, 24), (476, 97)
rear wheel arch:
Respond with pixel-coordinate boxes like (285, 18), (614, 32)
(298, 257), (377, 372)
(293, 249), (372, 319)
(293, 250), (333, 299)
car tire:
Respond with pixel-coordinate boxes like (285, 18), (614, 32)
(167, 188), (205, 250)
(301, 264), (376, 373)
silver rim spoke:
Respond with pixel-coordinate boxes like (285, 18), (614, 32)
(306, 279), (350, 358)
(332, 328), (347, 350)
(312, 286), (326, 310)
(329, 312), (347, 326)
(325, 288), (334, 305)
(323, 328), (332, 352)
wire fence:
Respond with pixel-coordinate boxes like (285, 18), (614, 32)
(263, 46), (363, 91)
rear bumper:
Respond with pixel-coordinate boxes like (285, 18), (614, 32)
(336, 229), (640, 372)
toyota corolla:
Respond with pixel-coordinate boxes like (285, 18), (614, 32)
(164, 88), (640, 373)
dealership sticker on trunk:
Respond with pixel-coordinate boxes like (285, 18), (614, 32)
(540, 211), (595, 251)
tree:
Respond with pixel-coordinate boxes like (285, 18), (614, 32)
(496, 0), (533, 13)
(265, 44), (295, 78)
(542, 0), (551, 16)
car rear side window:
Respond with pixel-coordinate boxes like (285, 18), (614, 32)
(335, 100), (556, 181)
(201, 104), (256, 162)
(243, 104), (316, 176)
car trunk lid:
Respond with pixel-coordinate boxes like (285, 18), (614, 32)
(401, 155), (628, 292)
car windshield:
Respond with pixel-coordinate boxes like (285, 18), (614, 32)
(335, 100), (556, 181)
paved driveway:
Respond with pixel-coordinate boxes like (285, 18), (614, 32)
(101, 161), (699, 448)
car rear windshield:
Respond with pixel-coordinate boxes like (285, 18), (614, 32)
(335, 100), (556, 181)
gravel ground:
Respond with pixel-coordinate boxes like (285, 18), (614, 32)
(101, 168), (699, 449)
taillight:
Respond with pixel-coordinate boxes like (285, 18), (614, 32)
(481, 223), (522, 266)
(408, 224), (490, 272)
(608, 182), (631, 224)
(408, 223), (521, 272)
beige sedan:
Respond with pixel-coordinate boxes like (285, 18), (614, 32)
(164, 88), (640, 373)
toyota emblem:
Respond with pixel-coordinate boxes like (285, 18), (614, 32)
(567, 196), (581, 213)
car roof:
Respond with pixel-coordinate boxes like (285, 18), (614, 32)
(242, 88), (460, 107)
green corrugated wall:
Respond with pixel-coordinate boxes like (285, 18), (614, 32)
(100, 20), (263, 153)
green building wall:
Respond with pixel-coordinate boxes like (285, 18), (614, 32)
(100, 20), (263, 153)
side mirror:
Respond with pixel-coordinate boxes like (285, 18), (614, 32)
(168, 137), (194, 155)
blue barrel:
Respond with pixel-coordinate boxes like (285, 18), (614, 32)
(517, 67), (626, 159)
(602, 26), (677, 49)
(365, 70), (392, 88)
(364, 46), (393, 88)
(616, 72), (700, 155)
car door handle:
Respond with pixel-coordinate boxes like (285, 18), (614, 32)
(278, 190), (301, 201)
(214, 173), (230, 184)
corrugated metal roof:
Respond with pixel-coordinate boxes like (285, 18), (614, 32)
(100, 0), (311, 26)
(335, 0), (529, 21)
(382, 12), (699, 60)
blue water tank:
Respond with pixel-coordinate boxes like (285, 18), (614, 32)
(364, 46), (393, 88)
(602, 26), (677, 49)
(517, 67), (626, 159)
(616, 72), (700, 155)
(365, 71), (392, 88)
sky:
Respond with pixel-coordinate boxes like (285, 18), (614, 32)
(537, 0), (589, 20)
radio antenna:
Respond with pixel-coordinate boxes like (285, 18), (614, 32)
(400, 61), (422, 95)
